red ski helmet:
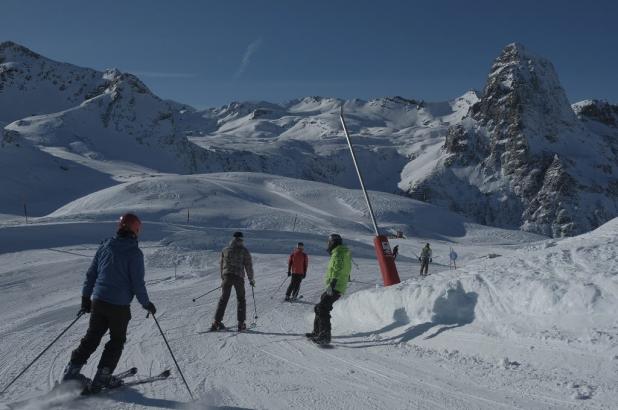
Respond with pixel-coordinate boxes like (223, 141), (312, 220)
(118, 213), (142, 235)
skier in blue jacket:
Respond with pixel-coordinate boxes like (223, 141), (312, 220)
(62, 213), (156, 393)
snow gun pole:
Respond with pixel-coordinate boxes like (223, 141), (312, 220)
(1, 311), (85, 395)
(192, 285), (222, 302)
(269, 276), (289, 299)
(148, 313), (194, 400)
(339, 106), (400, 286)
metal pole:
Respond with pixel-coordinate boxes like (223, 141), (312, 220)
(1, 312), (84, 394)
(339, 107), (380, 236)
(150, 314), (194, 400)
(192, 285), (222, 302)
(269, 276), (289, 299)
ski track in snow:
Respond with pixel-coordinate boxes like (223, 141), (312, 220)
(0, 175), (616, 409)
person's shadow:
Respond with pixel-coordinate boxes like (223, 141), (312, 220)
(334, 281), (478, 348)
(110, 387), (253, 409)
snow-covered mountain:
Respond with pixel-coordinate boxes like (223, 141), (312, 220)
(400, 43), (618, 237)
(1, 41), (616, 236)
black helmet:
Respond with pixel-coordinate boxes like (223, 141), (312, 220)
(233, 231), (243, 238)
(327, 233), (343, 254)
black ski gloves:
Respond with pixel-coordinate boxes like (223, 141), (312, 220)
(418, 257), (421, 262)
(287, 271), (291, 277)
(250, 279), (256, 287)
(144, 302), (157, 315)
(79, 296), (91, 314)
(430, 258), (432, 263)
(302, 273), (306, 279)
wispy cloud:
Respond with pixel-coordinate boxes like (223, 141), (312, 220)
(131, 71), (197, 79)
(235, 37), (263, 79)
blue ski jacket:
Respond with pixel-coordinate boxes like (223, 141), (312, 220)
(82, 234), (150, 307)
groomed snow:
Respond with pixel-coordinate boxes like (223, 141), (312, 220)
(0, 172), (615, 409)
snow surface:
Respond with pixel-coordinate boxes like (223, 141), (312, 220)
(0, 173), (616, 409)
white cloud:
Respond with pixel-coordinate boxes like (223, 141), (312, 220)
(235, 37), (263, 79)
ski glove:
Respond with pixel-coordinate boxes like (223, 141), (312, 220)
(79, 296), (91, 314)
(302, 273), (306, 279)
(250, 279), (256, 287)
(418, 257), (421, 262)
(144, 302), (157, 315)
(287, 271), (291, 277)
(430, 258), (432, 263)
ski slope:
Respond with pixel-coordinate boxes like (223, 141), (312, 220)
(0, 173), (616, 409)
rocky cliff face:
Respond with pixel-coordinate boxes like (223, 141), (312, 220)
(403, 43), (618, 237)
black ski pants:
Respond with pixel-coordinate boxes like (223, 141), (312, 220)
(214, 274), (246, 323)
(70, 299), (130, 372)
(285, 274), (304, 298)
(312, 291), (341, 338)
(420, 258), (430, 275)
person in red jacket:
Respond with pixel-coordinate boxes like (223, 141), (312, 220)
(285, 242), (308, 301)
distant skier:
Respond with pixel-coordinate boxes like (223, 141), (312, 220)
(392, 245), (399, 260)
(61, 213), (156, 393)
(419, 243), (432, 276)
(211, 231), (255, 332)
(306, 234), (351, 345)
(285, 242), (308, 301)
(449, 247), (458, 269)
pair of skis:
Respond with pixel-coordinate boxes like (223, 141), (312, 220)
(80, 367), (170, 396)
(284, 295), (303, 302)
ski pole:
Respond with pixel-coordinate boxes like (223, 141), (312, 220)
(269, 276), (289, 299)
(251, 286), (258, 321)
(192, 285), (222, 302)
(1, 311), (85, 394)
(148, 313), (194, 400)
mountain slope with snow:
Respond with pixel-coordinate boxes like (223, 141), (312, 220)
(400, 43), (618, 237)
(1, 41), (617, 237)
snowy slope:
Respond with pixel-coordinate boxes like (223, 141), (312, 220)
(0, 173), (615, 409)
(0, 130), (113, 216)
(0, 42), (107, 124)
(1, 40), (617, 235)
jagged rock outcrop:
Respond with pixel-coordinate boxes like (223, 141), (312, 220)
(403, 43), (618, 237)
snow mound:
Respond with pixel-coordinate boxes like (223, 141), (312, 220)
(333, 217), (618, 341)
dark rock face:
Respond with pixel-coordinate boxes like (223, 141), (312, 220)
(407, 43), (618, 237)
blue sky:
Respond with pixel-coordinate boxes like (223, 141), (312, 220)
(1, 0), (617, 108)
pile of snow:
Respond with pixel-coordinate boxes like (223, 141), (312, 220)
(333, 217), (618, 341)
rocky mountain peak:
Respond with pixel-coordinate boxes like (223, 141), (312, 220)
(472, 43), (578, 141)
(0, 41), (43, 63)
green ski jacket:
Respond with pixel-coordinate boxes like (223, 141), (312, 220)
(324, 245), (352, 294)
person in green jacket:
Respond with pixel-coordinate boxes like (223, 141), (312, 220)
(306, 233), (351, 345)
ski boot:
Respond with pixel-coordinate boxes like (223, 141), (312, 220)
(312, 330), (331, 345)
(238, 322), (247, 332)
(88, 367), (123, 394)
(210, 320), (225, 331)
(61, 361), (90, 386)
(284, 296), (291, 302)
(305, 332), (315, 338)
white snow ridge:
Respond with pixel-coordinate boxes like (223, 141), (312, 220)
(1, 41), (617, 410)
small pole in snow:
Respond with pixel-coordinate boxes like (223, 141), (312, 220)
(187, 208), (190, 224)
(292, 214), (298, 232)
(23, 202), (28, 224)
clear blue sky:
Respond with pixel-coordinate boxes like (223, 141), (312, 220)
(1, 0), (616, 108)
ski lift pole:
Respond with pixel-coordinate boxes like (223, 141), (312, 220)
(339, 106), (400, 286)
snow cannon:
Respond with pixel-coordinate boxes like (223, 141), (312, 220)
(340, 107), (401, 286)
(373, 235), (400, 286)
